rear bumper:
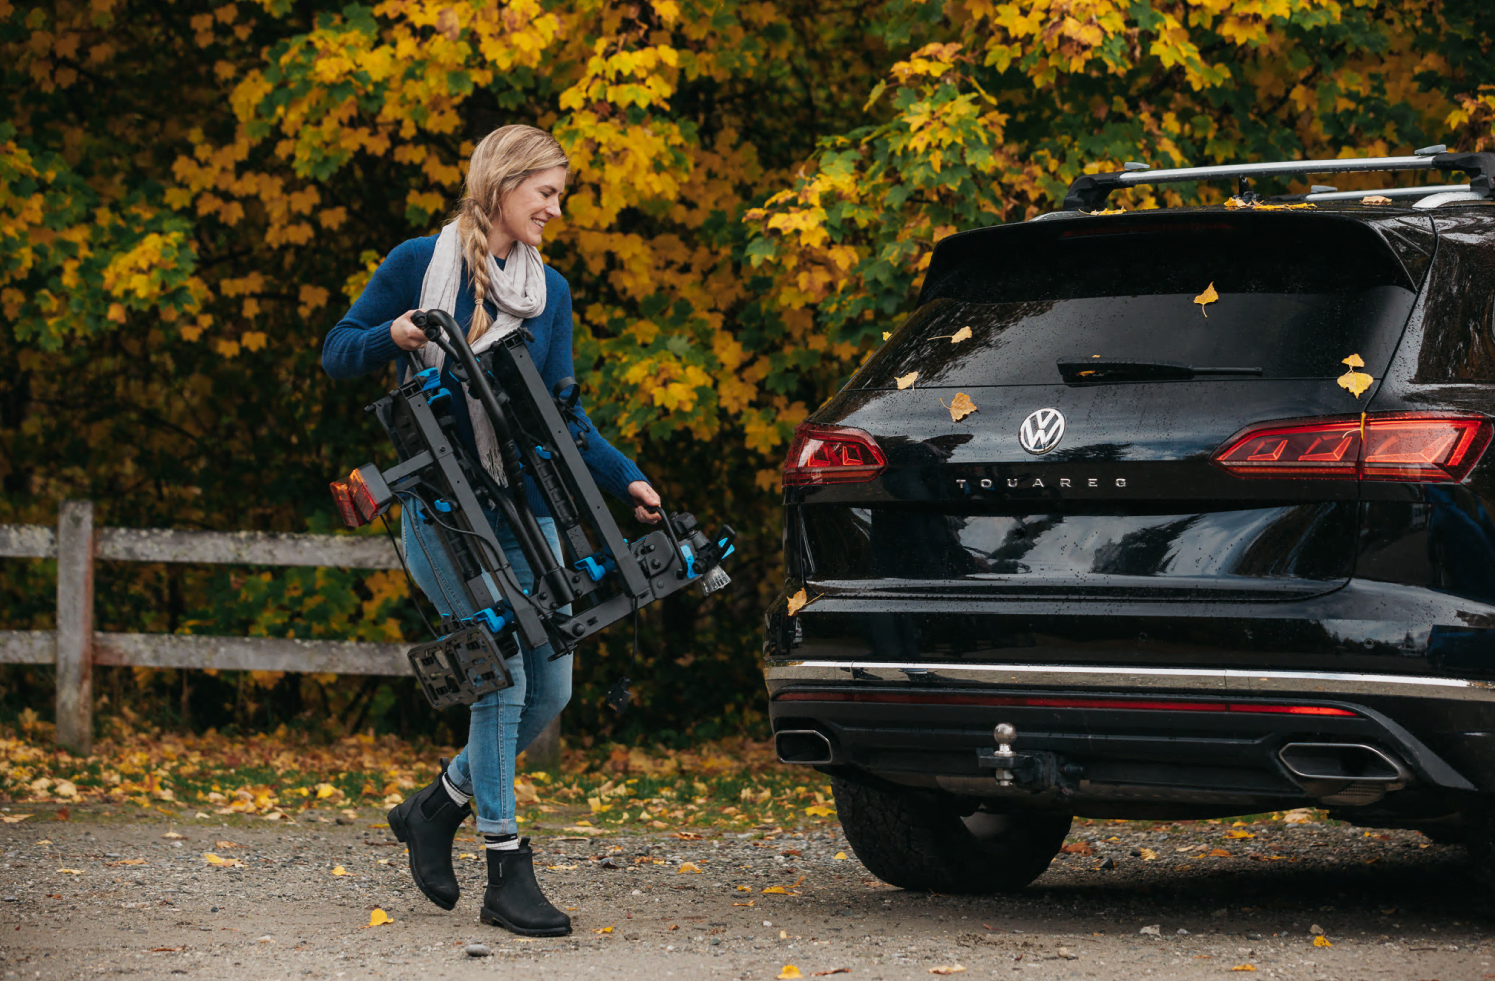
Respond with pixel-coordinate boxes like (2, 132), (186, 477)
(765, 659), (1495, 818)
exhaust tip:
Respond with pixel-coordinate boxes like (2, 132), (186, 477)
(1279, 742), (1409, 783)
(775, 729), (834, 765)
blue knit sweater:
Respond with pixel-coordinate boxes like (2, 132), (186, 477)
(323, 234), (649, 516)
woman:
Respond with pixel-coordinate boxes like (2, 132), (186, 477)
(323, 125), (659, 936)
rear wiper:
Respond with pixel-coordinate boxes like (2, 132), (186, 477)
(1058, 357), (1264, 384)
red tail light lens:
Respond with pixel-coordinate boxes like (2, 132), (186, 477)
(1214, 413), (1492, 482)
(329, 480), (364, 528)
(783, 424), (887, 486)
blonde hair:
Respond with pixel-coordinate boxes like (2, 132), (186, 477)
(452, 124), (569, 344)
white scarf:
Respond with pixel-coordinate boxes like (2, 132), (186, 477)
(416, 221), (547, 484)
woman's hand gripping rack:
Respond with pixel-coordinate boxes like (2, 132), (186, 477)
(328, 309), (735, 709)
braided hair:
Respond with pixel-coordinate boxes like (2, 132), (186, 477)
(452, 125), (569, 344)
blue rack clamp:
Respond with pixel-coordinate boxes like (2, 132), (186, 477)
(574, 551), (617, 583)
(416, 367), (442, 391)
(534, 444), (552, 460)
(678, 541), (699, 579)
(433, 499), (453, 513)
(463, 607), (509, 635)
(718, 536), (736, 560)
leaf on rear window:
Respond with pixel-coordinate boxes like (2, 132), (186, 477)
(895, 371), (918, 389)
(1193, 282), (1219, 316)
(786, 589), (808, 616)
(946, 392), (978, 422)
(1337, 354), (1373, 398)
(930, 325), (974, 344)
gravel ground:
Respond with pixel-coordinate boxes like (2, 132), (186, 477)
(0, 808), (1490, 980)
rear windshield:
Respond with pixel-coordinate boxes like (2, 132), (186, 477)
(855, 214), (1417, 389)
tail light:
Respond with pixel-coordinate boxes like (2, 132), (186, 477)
(329, 480), (363, 527)
(1214, 413), (1492, 482)
(330, 464), (393, 527)
(783, 424), (887, 486)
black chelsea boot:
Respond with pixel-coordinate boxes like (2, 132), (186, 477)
(386, 759), (470, 911)
(479, 839), (572, 936)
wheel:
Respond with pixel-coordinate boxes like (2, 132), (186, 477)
(831, 775), (1071, 893)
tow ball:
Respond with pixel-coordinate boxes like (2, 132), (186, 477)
(976, 723), (1075, 793)
(989, 723), (1017, 787)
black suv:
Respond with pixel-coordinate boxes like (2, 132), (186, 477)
(764, 150), (1495, 895)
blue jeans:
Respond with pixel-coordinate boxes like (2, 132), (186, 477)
(402, 508), (571, 835)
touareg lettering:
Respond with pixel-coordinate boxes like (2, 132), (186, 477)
(956, 477), (1127, 491)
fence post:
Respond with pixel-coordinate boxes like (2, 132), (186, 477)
(528, 716), (561, 772)
(55, 500), (94, 755)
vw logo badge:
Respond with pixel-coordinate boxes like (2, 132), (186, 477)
(1018, 408), (1065, 455)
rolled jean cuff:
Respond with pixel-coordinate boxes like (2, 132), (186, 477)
(474, 815), (518, 836)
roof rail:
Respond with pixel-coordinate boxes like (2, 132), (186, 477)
(1060, 150), (1495, 211)
(1265, 184), (1471, 204)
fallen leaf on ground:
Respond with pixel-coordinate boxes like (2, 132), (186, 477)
(1227, 831), (1255, 839)
(929, 967), (966, 976)
(55, 868), (82, 875)
(804, 806), (835, 818)
(150, 946), (185, 952)
(1230, 966), (1256, 972)
(1139, 848), (1158, 860)
(733, 901), (756, 906)
(1061, 842), (1094, 855)
(1313, 935), (1332, 948)
(366, 909), (391, 927)
(592, 926), (613, 934)
(0, 814), (31, 824)
(105, 859), (147, 867)
(1208, 848), (1231, 857)
(331, 866), (350, 876)
(895, 371), (918, 390)
(763, 886), (798, 894)
(161, 831), (185, 839)
(778, 967), (803, 980)
(215, 841), (241, 849)
(677, 862), (703, 874)
(1194, 282), (1219, 316)
(946, 392), (978, 422)
(672, 832), (703, 840)
(204, 853), (244, 868)
(812, 971), (851, 977)
(833, 852), (848, 860)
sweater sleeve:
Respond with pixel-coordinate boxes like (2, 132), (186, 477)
(322, 237), (433, 380)
(541, 272), (650, 502)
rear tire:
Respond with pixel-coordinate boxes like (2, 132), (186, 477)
(831, 775), (1071, 893)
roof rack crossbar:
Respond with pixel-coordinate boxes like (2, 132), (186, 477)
(1061, 151), (1495, 211)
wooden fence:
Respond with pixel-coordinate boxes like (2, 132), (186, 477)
(0, 500), (445, 756)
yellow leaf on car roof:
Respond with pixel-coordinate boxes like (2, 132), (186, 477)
(785, 589), (808, 616)
(895, 371), (918, 389)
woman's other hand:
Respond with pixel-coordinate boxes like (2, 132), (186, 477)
(390, 310), (428, 351)
(629, 481), (662, 524)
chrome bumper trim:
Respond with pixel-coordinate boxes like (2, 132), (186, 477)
(763, 659), (1495, 702)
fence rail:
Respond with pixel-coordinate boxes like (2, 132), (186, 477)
(1, 501), (411, 754)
